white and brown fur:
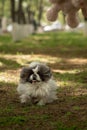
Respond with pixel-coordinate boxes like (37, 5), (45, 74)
(17, 62), (58, 105)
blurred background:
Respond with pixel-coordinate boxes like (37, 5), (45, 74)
(0, 1), (87, 130)
(0, 0), (86, 41)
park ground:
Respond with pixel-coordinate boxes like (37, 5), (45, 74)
(0, 32), (87, 130)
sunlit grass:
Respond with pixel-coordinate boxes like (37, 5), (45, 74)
(0, 32), (87, 89)
(0, 32), (87, 54)
(0, 32), (87, 129)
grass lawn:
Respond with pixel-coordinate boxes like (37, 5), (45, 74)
(0, 32), (87, 130)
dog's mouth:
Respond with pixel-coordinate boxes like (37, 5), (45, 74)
(30, 80), (40, 84)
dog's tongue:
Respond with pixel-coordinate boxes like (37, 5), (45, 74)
(32, 80), (37, 83)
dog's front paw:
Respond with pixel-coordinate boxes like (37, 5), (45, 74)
(20, 95), (29, 104)
(20, 97), (32, 106)
(37, 100), (45, 106)
(20, 98), (27, 104)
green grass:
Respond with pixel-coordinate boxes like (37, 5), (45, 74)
(0, 114), (51, 126)
(54, 71), (87, 85)
(0, 32), (87, 54)
(56, 124), (80, 130)
(0, 32), (87, 130)
(0, 57), (21, 70)
(51, 122), (82, 130)
(0, 116), (27, 126)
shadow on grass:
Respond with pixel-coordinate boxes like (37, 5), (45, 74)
(0, 32), (87, 59)
(0, 81), (87, 130)
(54, 70), (87, 84)
(0, 32), (87, 130)
(0, 81), (17, 88)
(0, 57), (22, 72)
(48, 61), (87, 71)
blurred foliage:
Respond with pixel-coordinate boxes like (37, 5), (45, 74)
(0, 0), (85, 25)
(0, 0), (49, 21)
(0, 0), (10, 17)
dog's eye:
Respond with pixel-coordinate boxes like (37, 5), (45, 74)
(37, 71), (42, 76)
(20, 73), (26, 78)
(20, 69), (33, 78)
(37, 71), (40, 74)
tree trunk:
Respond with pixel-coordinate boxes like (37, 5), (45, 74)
(83, 18), (87, 36)
(17, 0), (22, 24)
(17, 0), (26, 24)
(26, 6), (31, 23)
(82, 8), (87, 35)
(38, 0), (43, 26)
(10, 0), (16, 22)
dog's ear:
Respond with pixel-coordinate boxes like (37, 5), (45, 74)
(20, 67), (31, 79)
(20, 67), (33, 83)
(39, 64), (52, 81)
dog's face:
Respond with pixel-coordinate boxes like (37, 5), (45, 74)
(20, 63), (52, 83)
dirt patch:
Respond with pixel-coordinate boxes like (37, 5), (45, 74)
(0, 32), (87, 130)
(0, 84), (87, 130)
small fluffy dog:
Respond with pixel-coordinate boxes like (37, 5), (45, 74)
(17, 62), (58, 105)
